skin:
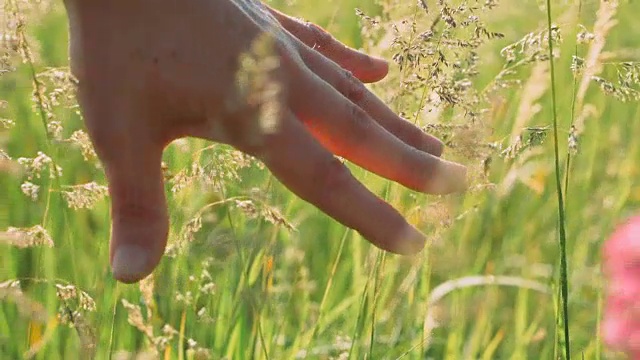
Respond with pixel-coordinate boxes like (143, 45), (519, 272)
(62, 0), (467, 284)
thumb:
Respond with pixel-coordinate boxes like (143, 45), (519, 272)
(102, 140), (168, 284)
(73, 53), (170, 283)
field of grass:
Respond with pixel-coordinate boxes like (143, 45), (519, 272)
(2, 0), (640, 359)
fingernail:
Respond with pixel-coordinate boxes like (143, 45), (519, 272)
(112, 244), (149, 284)
(396, 225), (426, 255)
(430, 160), (468, 194)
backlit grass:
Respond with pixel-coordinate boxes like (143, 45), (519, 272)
(1, 0), (639, 359)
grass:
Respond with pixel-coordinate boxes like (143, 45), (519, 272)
(1, 0), (640, 359)
(544, 0), (571, 358)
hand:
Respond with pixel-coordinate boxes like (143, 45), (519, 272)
(64, 0), (467, 283)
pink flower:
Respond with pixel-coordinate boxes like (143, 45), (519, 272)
(603, 215), (640, 358)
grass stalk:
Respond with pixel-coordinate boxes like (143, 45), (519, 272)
(564, 0), (583, 203)
(544, 0), (571, 358)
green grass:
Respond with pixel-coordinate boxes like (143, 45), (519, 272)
(544, 0), (571, 358)
(2, 0), (640, 359)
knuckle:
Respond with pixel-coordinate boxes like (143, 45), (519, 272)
(397, 123), (424, 148)
(402, 146), (424, 170)
(109, 180), (165, 224)
(313, 156), (353, 201)
(113, 200), (158, 224)
(231, 122), (277, 159)
(305, 22), (333, 50)
(345, 103), (371, 141)
(338, 69), (366, 104)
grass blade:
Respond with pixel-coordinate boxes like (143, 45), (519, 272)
(544, 1), (572, 358)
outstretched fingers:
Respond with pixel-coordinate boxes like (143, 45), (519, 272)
(299, 47), (444, 157)
(291, 70), (467, 195)
(256, 110), (426, 255)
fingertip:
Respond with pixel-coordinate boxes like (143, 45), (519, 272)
(394, 224), (427, 255)
(111, 244), (152, 284)
(102, 143), (169, 284)
(373, 56), (390, 71)
(428, 160), (468, 195)
(425, 134), (445, 157)
(362, 222), (425, 255)
(369, 55), (389, 71)
(354, 55), (389, 83)
(108, 197), (168, 284)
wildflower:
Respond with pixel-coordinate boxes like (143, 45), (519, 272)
(602, 215), (640, 356)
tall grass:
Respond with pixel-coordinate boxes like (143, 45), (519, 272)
(1, 0), (640, 359)
(544, 0), (571, 357)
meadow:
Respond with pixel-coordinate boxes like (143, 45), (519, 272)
(1, 0), (639, 359)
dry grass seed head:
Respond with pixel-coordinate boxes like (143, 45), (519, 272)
(17, 151), (62, 180)
(0, 117), (14, 129)
(576, 0), (619, 106)
(170, 147), (256, 195)
(55, 283), (96, 312)
(138, 274), (155, 318)
(121, 299), (155, 340)
(510, 62), (549, 139)
(68, 130), (98, 162)
(234, 199), (296, 231)
(20, 181), (40, 201)
(2, 225), (53, 248)
(0, 280), (49, 324)
(61, 182), (109, 210)
(227, 32), (285, 151)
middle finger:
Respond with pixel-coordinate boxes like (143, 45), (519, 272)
(290, 68), (467, 195)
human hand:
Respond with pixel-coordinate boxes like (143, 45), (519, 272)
(64, 0), (467, 283)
